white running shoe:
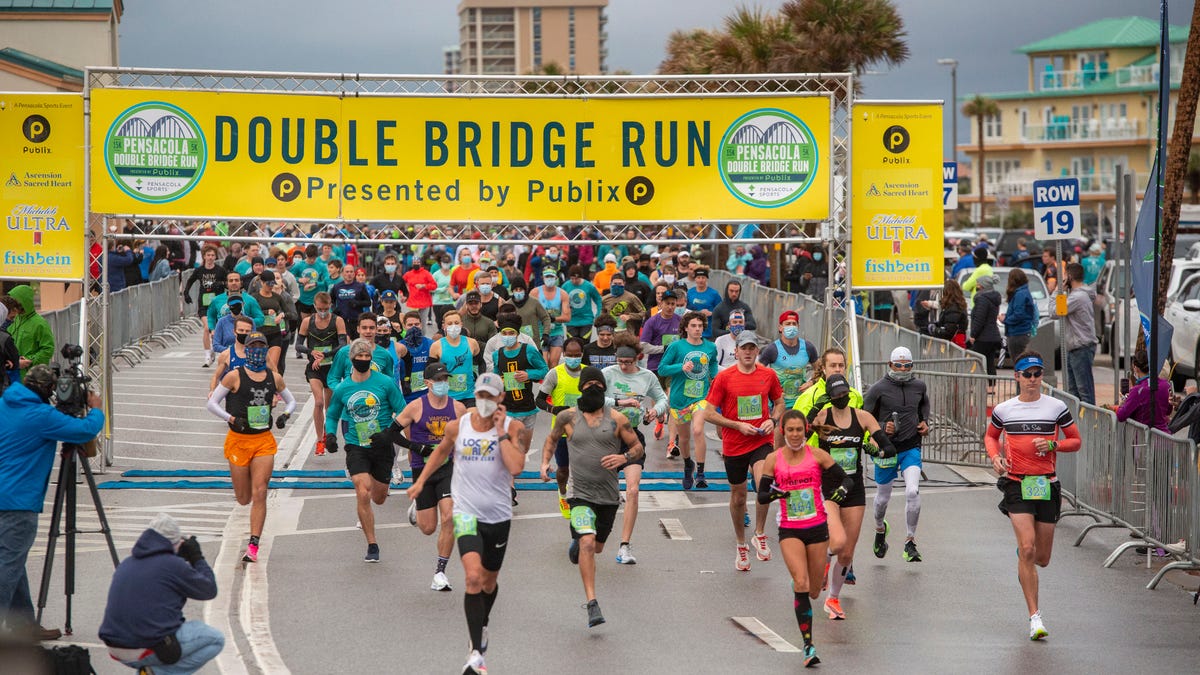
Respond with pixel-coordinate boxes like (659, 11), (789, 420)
(735, 544), (751, 571)
(407, 501), (418, 527)
(356, 520), (362, 529)
(463, 649), (486, 675)
(1029, 612), (1048, 641)
(431, 571), (452, 591)
(615, 543), (637, 564)
(752, 533), (772, 561)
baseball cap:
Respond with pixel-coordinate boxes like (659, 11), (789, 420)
(423, 362), (449, 380)
(259, 270), (276, 283)
(779, 310), (799, 324)
(826, 374), (851, 399)
(890, 346), (913, 363)
(542, 268), (558, 277)
(735, 330), (760, 347)
(465, 290), (482, 303)
(227, 295), (245, 307)
(692, 267), (708, 277)
(381, 289), (399, 301)
(246, 331), (268, 347)
(475, 372), (504, 397)
(264, 257), (277, 266)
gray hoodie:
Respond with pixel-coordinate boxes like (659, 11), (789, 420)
(1065, 283), (1097, 351)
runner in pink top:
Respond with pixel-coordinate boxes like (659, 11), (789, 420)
(758, 409), (853, 668)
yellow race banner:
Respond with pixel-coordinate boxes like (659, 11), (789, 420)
(90, 90), (831, 222)
(1, 93), (85, 281)
(850, 102), (944, 288)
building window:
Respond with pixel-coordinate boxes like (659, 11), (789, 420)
(984, 113), (1002, 139)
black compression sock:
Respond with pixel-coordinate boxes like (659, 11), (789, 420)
(464, 592), (487, 651)
(794, 592), (813, 648)
(436, 556), (449, 574)
(697, 462), (705, 474)
(482, 584), (499, 622)
(249, 535), (260, 546)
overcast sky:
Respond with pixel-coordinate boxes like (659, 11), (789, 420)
(118, 0), (1191, 149)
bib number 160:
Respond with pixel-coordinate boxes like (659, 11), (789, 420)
(1040, 209), (1073, 236)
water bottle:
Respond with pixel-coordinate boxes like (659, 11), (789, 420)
(890, 411), (900, 436)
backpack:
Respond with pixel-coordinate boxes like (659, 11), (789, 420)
(41, 645), (95, 674)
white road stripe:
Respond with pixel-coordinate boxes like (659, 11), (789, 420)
(731, 616), (803, 653)
(111, 428), (227, 437)
(651, 493), (693, 509)
(659, 517), (692, 540)
(114, 453), (228, 465)
(208, 504), (251, 675)
(946, 465), (998, 485)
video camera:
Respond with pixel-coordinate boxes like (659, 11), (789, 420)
(50, 343), (91, 418)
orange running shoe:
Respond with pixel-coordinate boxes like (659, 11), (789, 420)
(824, 597), (846, 620)
(315, 440), (326, 456)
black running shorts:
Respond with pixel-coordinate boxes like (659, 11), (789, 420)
(345, 442), (395, 485)
(722, 443), (773, 485)
(415, 463), (454, 511)
(779, 522), (830, 546)
(455, 518), (511, 572)
(997, 476), (1062, 524)
(567, 499), (619, 544)
(821, 470), (867, 508)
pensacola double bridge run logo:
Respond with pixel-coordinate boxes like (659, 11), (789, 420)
(719, 108), (818, 208)
(104, 102), (207, 203)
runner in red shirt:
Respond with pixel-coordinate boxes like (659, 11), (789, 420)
(984, 350), (1081, 641)
(703, 330), (784, 571)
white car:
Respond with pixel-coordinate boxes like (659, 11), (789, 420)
(1165, 270), (1200, 387)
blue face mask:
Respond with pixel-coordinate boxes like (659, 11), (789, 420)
(245, 346), (268, 372)
(501, 334), (518, 348)
(513, 291), (526, 302)
(563, 356), (582, 370)
(782, 325), (799, 340)
(675, 306), (686, 317)
(610, 285), (625, 296)
(730, 325), (745, 336)
(430, 380), (450, 397)
(813, 253), (823, 262)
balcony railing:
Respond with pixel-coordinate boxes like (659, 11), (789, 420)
(1022, 117), (1143, 143)
(1037, 61), (1183, 92)
(988, 170), (1116, 197)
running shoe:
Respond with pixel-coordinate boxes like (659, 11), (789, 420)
(391, 469), (403, 486)
(682, 457), (695, 490)
(431, 571), (452, 592)
(558, 492), (571, 519)
(462, 649), (487, 675)
(903, 540), (922, 563)
(845, 565), (857, 585)
(803, 645), (820, 668)
(695, 471), (708, 489)
(753, 533), (771, 561)
(1029, 612), (1048, 641)
(407, 501), (417, 527)
(735, 544), (751, 571)
(568, 539), (580, 565)
(654, 420), (665, 440)
(364, 543), (380, 563)
(824, 597), (846, 620)
(667, 442), (680, 459)
(314, 440), (326, 457)
(873, 520), (889, 559)
(586, 599), (606, 627)
(242, 542), (259, 563)
(615, 543), (637, 565)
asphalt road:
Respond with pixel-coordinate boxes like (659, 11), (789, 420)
(16, 336), (1199, 674)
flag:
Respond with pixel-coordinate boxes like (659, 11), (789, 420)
(1131, 153), (1173, 374)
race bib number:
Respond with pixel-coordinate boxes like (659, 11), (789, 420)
(662, 334), (678, 347)
(201, 292), (215, 306)
(312, 345), (331, 355)
(874, 454), (897, 469)
(355, 418), (381, 444)
(502, 372), (522, 391)
(683, 378), (705, 399)
(570, 505), (597, 535)
(1020, 475), (1051, 501)
(831, 447), (858, 472)
(449, 373), (468, 393)
(263, 314), (277, 327)
(453, 513), (479, 538)
(785, 488), (818, 521)
(563, 393), (579, 407)
(247, 404), (270, 431)
(736, 395), (762, 420)
(410, 370), (426, 391)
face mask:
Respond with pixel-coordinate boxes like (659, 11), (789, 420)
(445, 325), (462, 339)
(478, 284), (493, 295)
(610, 285), (625, 296)
(376, 335), (391, 347)
(887, 369), (914, 383)
(229, 304), (243, 316)
(513, 291), (526, 302)
(578, 386), (606, 413)
(813, 253), (823, 261)
(547, 253), (559, 261)
(316, 309), (330, 318)
(675, 306), (686, 317)
(543, 277), (557, 288)
(563, 356), (582, 370)
(245, 346), (268, 372)
(782, 326), (799, 340)
(476, 397), (498, 417)
(235, 333), (249, 344)
(405, 327), (422, 343)
(730, 325), (745, 337)
(430, 380), (450, 397)
(385, 264), (397, 274)
(501, 334), (517, 348)
(352, 359), (372, 373)
(831, 395), (850, 409)
(663, 274), (675, 284)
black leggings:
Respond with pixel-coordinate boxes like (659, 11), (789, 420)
(972, 339), (1002, 383)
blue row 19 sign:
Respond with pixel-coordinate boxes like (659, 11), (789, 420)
(1031, 178), (1080, 241)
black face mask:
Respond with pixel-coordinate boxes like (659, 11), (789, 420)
(235, 333), (248, 344)
(352, 359), (373, 373)
(578, 385), (606, 413)
(375, 335), (391, 347)
(229, 304), (243, 316)
(831, 395), (850, 409)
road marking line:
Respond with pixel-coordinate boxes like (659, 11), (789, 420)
(946, 465), (998, 485)
(112, 427), (227, 437)
(117, 413), (222, 423)
(115, 453), (228, 464)
(208, 504), (251, 675)
(731, 616), (802, 653)
(652, 493), (693, 509)
(659, 517), (692, 540)
(160, 352), (193, 358)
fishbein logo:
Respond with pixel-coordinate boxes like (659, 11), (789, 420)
(103, 102), (206, 203)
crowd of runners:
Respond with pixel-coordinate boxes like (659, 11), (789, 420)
(187, 236), (1079, 672)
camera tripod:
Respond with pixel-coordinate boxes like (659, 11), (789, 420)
(35, 442), (119, 636)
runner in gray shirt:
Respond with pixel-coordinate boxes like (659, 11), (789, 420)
(540, 366), (643, 629)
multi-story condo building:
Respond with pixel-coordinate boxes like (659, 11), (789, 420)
(457, 0), (608, 75)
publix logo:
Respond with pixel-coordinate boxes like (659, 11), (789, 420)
(103, 102), (206, 203)
(718, 108), (818, 208)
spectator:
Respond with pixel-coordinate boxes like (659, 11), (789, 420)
(1112, 350), (1170, 432)
(1081, 243), (1106, 286)
(745, 245), (770, 285)
(968, 275), (1004, 390)
(0, 365), (104, 641)
(950, 241), (976, 277)
(1002, 269), (1038, 360)
(5, 286), (54, 378)
(0, 302), (19, 392)
(106, 242), (136, 293)
(927, 279), (969, 348)
(148, 246), (173, 282)
(961, 246), (993, 302)
(1064, 262), (1098, 405)
(711, 279), (758, 338)
(1168, 379), (1200, 443)
(1041, 248), (1059, 293)
(100, 514), (224, 674)
(871, 290), (896, 323)
(725, 244), (751, 274)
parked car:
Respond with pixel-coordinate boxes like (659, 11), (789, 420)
(995, 229), (1043, 269)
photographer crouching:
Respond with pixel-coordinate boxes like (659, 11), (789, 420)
(0, 364), (104, 641)
(100, 514), (223, 674)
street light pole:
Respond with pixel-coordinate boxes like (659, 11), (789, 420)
(938, 58), (958, 162)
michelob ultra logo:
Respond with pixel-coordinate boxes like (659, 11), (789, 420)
(718, 108), (819, 208)
(103, 102), (207, 203)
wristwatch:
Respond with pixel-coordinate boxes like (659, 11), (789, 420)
(623, 451), (632, 462)
(497, 433), (511, 444)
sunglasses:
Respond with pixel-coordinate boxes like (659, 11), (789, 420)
(1018, 368), (1044, 379)
(891, 362), (914, 370)
(617, 359), (637, 366)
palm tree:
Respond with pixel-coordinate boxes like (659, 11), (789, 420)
(776, 0), (909, 88)
(709, 6), (792, 74)
(658, 29), (719, 74)
(962, 95), (999, 225)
